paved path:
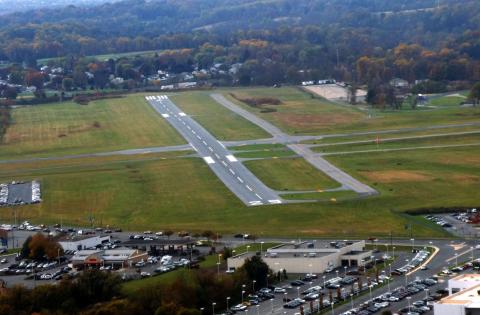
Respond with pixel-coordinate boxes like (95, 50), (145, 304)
(211, 94), (378, 196)
(146, 95), (283, 207)
(0, 144), (192, 165)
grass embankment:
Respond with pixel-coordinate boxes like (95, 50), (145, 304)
(223, 87), (480, 136)
(244, 158), (340, 191)
(170, 91), (269, 141)
(0, 94), (185, 160)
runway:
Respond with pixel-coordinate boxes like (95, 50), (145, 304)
(146, 95), (283, 207)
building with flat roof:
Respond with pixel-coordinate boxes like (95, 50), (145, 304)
(434, 274), (480, 315)
(71, 248), (147, 269)
(59, 235), (111, 251)
(228, 240), (371, 274)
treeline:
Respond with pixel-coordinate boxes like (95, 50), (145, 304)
(0, 256), (272, 315)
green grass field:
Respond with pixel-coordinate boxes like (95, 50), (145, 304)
(170, 91), (269, 141)
(222, 87), (480, 136)
(312, 132), (480, 154)
(0, 94), (185, 160)
(244, 158), (340, 191)
(281, 190), (358, 201)
(38, 49), (166, 64)
(429, 95), (466, 107)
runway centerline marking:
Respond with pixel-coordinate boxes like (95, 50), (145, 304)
(255, 193), (263, 200)
(246, 185), (253, 191)
(237, 177), (244, 183)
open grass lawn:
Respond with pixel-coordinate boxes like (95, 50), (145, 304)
(0, 94), (185, 160)
(222, 87), (480, 136)
(244, 158), (340, 191)
(302, 125), (480, 145)
(325, 145), (480, 221)
(0, 152), (450, 239)
(170, 91), (269, 141)
(281, 190), (358, 201)
(234, 148), (295, 159)
(312, 132), (480, 154)
(429, 95), (466, 107)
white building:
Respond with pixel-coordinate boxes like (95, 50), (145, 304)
(228, 240), (371, 274)
(59, 235), (111, 251)
(434, 274), (480, 315)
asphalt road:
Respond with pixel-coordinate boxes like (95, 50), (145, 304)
(146, 95), (283, 207)
(210, 94), (378, 196)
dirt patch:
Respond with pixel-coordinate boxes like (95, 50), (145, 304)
(451, 174), (480, 184)
(304, 84), (367, 101)
(439, 154), (480, 166)
(360, 170), (433, 183)
(230, 93), (282, 108)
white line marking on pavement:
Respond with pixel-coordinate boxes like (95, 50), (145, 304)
(221, 161), (228, 167)
(190, 144), (198, 152)
(202, 141), (207, 145)
(249, 201), (263, 206)
(237, 177), (244, 183)
(255, 193), (263, 200)
(246, 185), (253, 191)
(208, 147), (214, 152)
(192, 130), (196, 134)
(196, 135), (201, 140)
(179, 112), (186, 116)
(187, 126), (191, 130)
(214, 153), (220, 159)
(161, 114), (170, 118)
(218, 141), (226, 149)
(203, 156), (215, 164)
(226, 155), (238, 162)
(268, 199), (282, 204)
(229, 169), (235, 175)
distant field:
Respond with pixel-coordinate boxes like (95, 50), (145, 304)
(0, 94), (185, 160)
(170, 91), (269, 141)
(222, 87), (480, 135)
(244, 158), (340, 191)
(38, 49), (165, 64)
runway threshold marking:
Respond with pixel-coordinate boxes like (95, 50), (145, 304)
(203, 156), (215, 164)
(226, 155), (238, 162)
(179, 112), (186, 116)
(161, 114), (170, 118)
(249, 201), (263, 206)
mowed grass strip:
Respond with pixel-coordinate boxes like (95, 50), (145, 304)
(244, 158), (340, 191)
(312, 132), (480, 154)
(0, 95), (185, 160)
(325, 145), (480, 214)
(234, 147), (296, 159)
(223, 87), (480, 135)
(281, 190), (358, 201)
(170, 91), (269, 141)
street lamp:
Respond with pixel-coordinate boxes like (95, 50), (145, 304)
(212, 302), (216, 315)
(411, 238), (415, 253)
(425, 288), (429, 299)
(270, 298), (274, 313)
(331, 301), (335, 315)
(323, 275), (326, 289)
(344, 266), (347, 277)
(455, 253), (458, 266)
(350, 294), (354, 310)
(247, 245), (250, 254)
(256, 304), (260, 315)
(368, 285), (372, 301)
(253, 280), (256, 292)
(407, 296), (412, 313)
(393, 246), (396, 259)
(200, 307), (204, 314)
(226, 297), (231, 311)
(261, 241), (264, 255)
(297, 286), (300, 298)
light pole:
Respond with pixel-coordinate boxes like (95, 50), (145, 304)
(261, 241), (264, 255)
(368, 285), (372, 301)
(425, 288), (429, 299)
(297, 286), (300, 298)
(335, 270), (339, 279)
(270, 298), (274, 313)
(385, 244), (389, 258)
(331, 301), (334, 315)
(212, 302), (216, 315)
(323, 275), (326, 289)
(200, 307), (204, 314)
(226, 297), (230, 312)
(247, 245), (250, 254)
(455, 253), (458, 266)
(350, 294), (354, 310)
(344, 266), (347, 277)
(411, 238), (415, 253)
(309, 263), (313, 276)
(242, 290), (246, 303)
(253, 280), (256, 292)
(393, 246), (396, 259)
(407, 296), (412, 313)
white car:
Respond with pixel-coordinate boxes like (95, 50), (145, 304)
(231, 304), (247, 311)
(274, 287), (286, 293)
